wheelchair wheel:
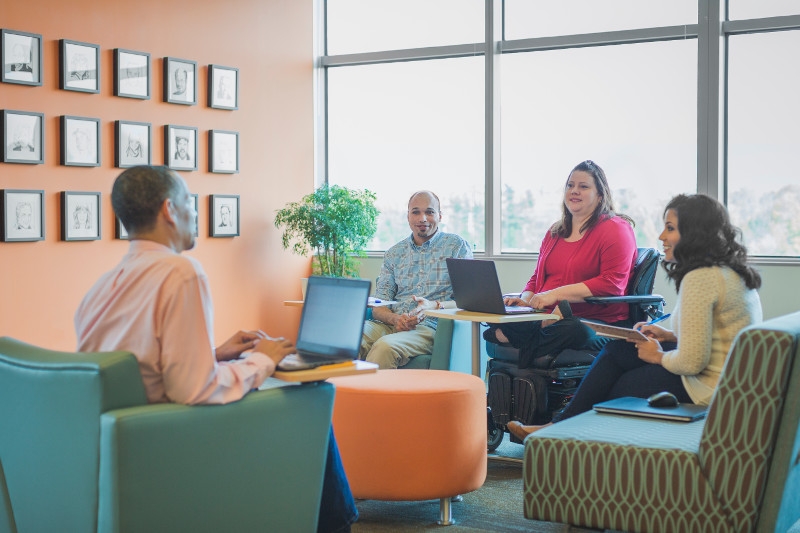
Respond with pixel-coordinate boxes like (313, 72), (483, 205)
(488, 424), (504, 452)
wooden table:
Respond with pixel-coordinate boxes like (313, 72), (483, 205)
(423, 308), (557, 378)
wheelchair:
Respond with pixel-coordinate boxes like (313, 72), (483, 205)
(486, 247), (666, 451)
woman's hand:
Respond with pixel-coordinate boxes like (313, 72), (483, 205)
(634, 323), (677, 343)
(503, 296), (529, 307)
(633, 337), (665, 365)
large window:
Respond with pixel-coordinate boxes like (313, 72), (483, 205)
(727, 30), (800, 256)
(319, 1), (800, 258)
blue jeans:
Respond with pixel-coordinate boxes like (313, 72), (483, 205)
(553, 339), (691, 423)
(318, 428), (358, 533)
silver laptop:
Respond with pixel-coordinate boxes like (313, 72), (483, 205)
(445, 258), (537, 315)
(593, 397), (707, 422)
(277, 276), (370, 371)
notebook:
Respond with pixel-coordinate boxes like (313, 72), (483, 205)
(445, 258), (538, 315)
(580, 320), (649, 342)
(277, 276), (371, 371)
(593, 397), (707, 422)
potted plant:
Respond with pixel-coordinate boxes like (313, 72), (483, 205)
(275, 184), (379, 278)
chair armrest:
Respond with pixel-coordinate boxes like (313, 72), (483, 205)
(584, 294), (665, 306)
(98, 382), (335, 533)
(429, 318), (455, 370)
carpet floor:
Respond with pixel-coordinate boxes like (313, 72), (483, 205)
(351, 434), (602, 533)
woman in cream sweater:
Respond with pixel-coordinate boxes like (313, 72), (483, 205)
(508, 193), (763, 440)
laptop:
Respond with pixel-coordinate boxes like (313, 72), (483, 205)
(593, 397), (707, 422)
(445, 258), (538, 315)
(277, 276), (370, 371)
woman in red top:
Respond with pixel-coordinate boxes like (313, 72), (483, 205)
(484, 160), (637, 368)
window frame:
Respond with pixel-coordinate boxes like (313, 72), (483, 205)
(314, 0), (800, 262)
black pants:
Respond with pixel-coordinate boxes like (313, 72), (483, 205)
(484, 318), (598, 369)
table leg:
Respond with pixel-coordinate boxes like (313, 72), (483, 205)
(472, 322), (481, 377)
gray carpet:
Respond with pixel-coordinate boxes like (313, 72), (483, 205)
(351, 434), (601, 533)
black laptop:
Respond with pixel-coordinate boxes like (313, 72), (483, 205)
(445, 258), (537, 315)
(277, 276), (370, 371)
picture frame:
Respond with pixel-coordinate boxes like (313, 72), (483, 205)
(113, 48), (150, 99)
(116, 120), (151, 168)
(61, 116), (100, 167)
(208, 65), (238, 110)
(2, 109), (44, 164)
(165, 125), (198, 171)
(163, 57), (197, 105)
(1, 29), (42, 86)
(209, 130), (239, 173)
(115, 216), (129, 240)
(59, 39), (100, 93)
(1, 189), (44, 242)
(209, 194), (239, 237)
(61, 191), (101, 241)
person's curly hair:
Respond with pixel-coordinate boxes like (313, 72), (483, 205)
(552, 160), (633, 238)
(662, 193), (761, 292)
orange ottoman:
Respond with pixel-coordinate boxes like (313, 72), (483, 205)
(329, 369), (487, 525)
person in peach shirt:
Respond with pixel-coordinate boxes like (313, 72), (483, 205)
(75, 165), (357, 532)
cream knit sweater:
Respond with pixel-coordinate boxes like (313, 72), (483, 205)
(661, 266), (762, 405)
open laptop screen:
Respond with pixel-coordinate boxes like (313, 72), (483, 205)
(295, 276), (370, 359)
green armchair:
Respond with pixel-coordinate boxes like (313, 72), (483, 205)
(522, 312), (800, 533)
(0, 337), (335, 533)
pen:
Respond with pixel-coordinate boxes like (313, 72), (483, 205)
(372, 298), (381, 303)
(648, 313), (671, 325)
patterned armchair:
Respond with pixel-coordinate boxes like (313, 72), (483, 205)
(523, 311), (800, 533)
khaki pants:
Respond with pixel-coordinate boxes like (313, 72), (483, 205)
(359, 320), (435, 369)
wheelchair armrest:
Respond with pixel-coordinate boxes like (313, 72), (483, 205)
(584, 294), (665, 305)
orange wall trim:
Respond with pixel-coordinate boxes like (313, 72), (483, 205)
(0, 0), (313, 350)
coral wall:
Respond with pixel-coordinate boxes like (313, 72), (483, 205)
(0, 0), (313, 350)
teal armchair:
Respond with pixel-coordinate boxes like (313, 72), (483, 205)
(0, 337), (334, 533)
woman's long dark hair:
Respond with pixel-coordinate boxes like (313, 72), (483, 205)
(552, 160), (633, 238)
(662, 194), (761, 291)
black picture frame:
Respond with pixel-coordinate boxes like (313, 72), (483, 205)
(61, 116), (101, 167)
(115, 216), (129, 240)
(59, 39), (100, 93)
(115, 120), (151, 168)
(208, 65), (238, 110)
(209, 130), (239, 173)
(1, 29), (42, 86)
(165, 124), (198, 171)
(113, 48), (150, 99)
(2, 109), (44, 164)
(1, 189), (44, 242)
(209, 194), (239, 237)
(61, 191), (101, 241)
(163, 57), (197, 105)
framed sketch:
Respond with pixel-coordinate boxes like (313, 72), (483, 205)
(1, 29), (42, 86)
(59, 39), (100, 93)
(115, 216), (129, 240)
(209, 130), (239, 173)
(2, 110), (44, 164)
(165, 125), (197, 171)
(114, 48), (150, 99)
(61, 116), (100, 167)
(209, 194), (239, 237)
(116, 120), (151, 168)
(190, 193), (199, 237)
(61, 191), (101, 241)
(163, 57), (197, 105)
(1, 189), (44, 242)
(208, 65), (238, 110)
